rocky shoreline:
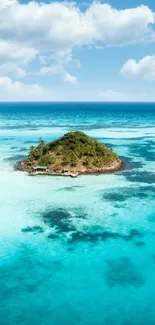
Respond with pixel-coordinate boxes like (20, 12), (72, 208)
(17, 159), (124, 177)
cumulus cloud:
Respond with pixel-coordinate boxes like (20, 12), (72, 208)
(0, 1), (154, 48)
(0, 41), (36, 75)
(16, 68), (26, 78)
(0, 0), (154, 78)
(0, 76), (55, 101)
(0, 0), (154, 96)
(85, 3), (154, 45)
(121, 55), (155, 80)
(63, 73), (77, 84)
(39, 65), (61, 76)
(37, 48), (79, 80)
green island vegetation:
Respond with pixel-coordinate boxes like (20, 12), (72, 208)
(20, 131), (121, 174)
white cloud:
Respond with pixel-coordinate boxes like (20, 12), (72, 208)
(16, 68), (26, 78)
(0, 0), (16, 9)
(38, 48), (78, 80)
(95, 45), (104, 50)
(39, 65), (61, 76)
(0, 41), (37, 75)
(0, 76), (55, 101)
(121, 55), (155, 80)
(63, 73), (77, 84)
(0, 0), (154, 79)
(0, 0), (154, 90)
(0, 1), (154, 48)
(85, 3), (154, 45)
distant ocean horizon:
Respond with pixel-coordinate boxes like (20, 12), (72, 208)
(1, 102), (155, 325)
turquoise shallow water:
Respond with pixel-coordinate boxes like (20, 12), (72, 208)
(1, 102), (155, 325)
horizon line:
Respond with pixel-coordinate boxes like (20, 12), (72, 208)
(0, 101), (155, 104)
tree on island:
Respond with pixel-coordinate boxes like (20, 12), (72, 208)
(19, 131), (122, 174)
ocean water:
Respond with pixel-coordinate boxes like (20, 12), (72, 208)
(0, 102), (155, 325)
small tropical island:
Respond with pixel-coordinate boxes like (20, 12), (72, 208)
(18, 131), (123, 177)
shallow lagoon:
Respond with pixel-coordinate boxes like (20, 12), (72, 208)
(1, 103), (155, 325)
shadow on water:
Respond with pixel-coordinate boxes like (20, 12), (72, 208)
(3, 154), (27, 163)
(105, 257), (145, 287)
(147, 213), (155, 223)
(70, 228), (143, 243)
(21, 226), (44, 234)
(102, 185), (155, 202)
(119, 156), (144, 171)
(41, 208), (78, 233)
(127, 141), (155, 162)
(134, 241), (145, 247)
(0, 248), (64, 298)
(31, 207), (145, 245)
(121, 171), (155, 184)
(10, 146), (28, 152)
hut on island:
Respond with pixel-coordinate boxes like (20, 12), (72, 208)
(32, 166), (48, 172)
(62, 168), (69, 173)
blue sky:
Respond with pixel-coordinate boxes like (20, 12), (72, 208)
(0, 0), (155, 101)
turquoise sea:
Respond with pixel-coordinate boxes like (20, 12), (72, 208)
(1, 102), (155, 325)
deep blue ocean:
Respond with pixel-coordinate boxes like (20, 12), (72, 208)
(1, 102), (155, 325)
